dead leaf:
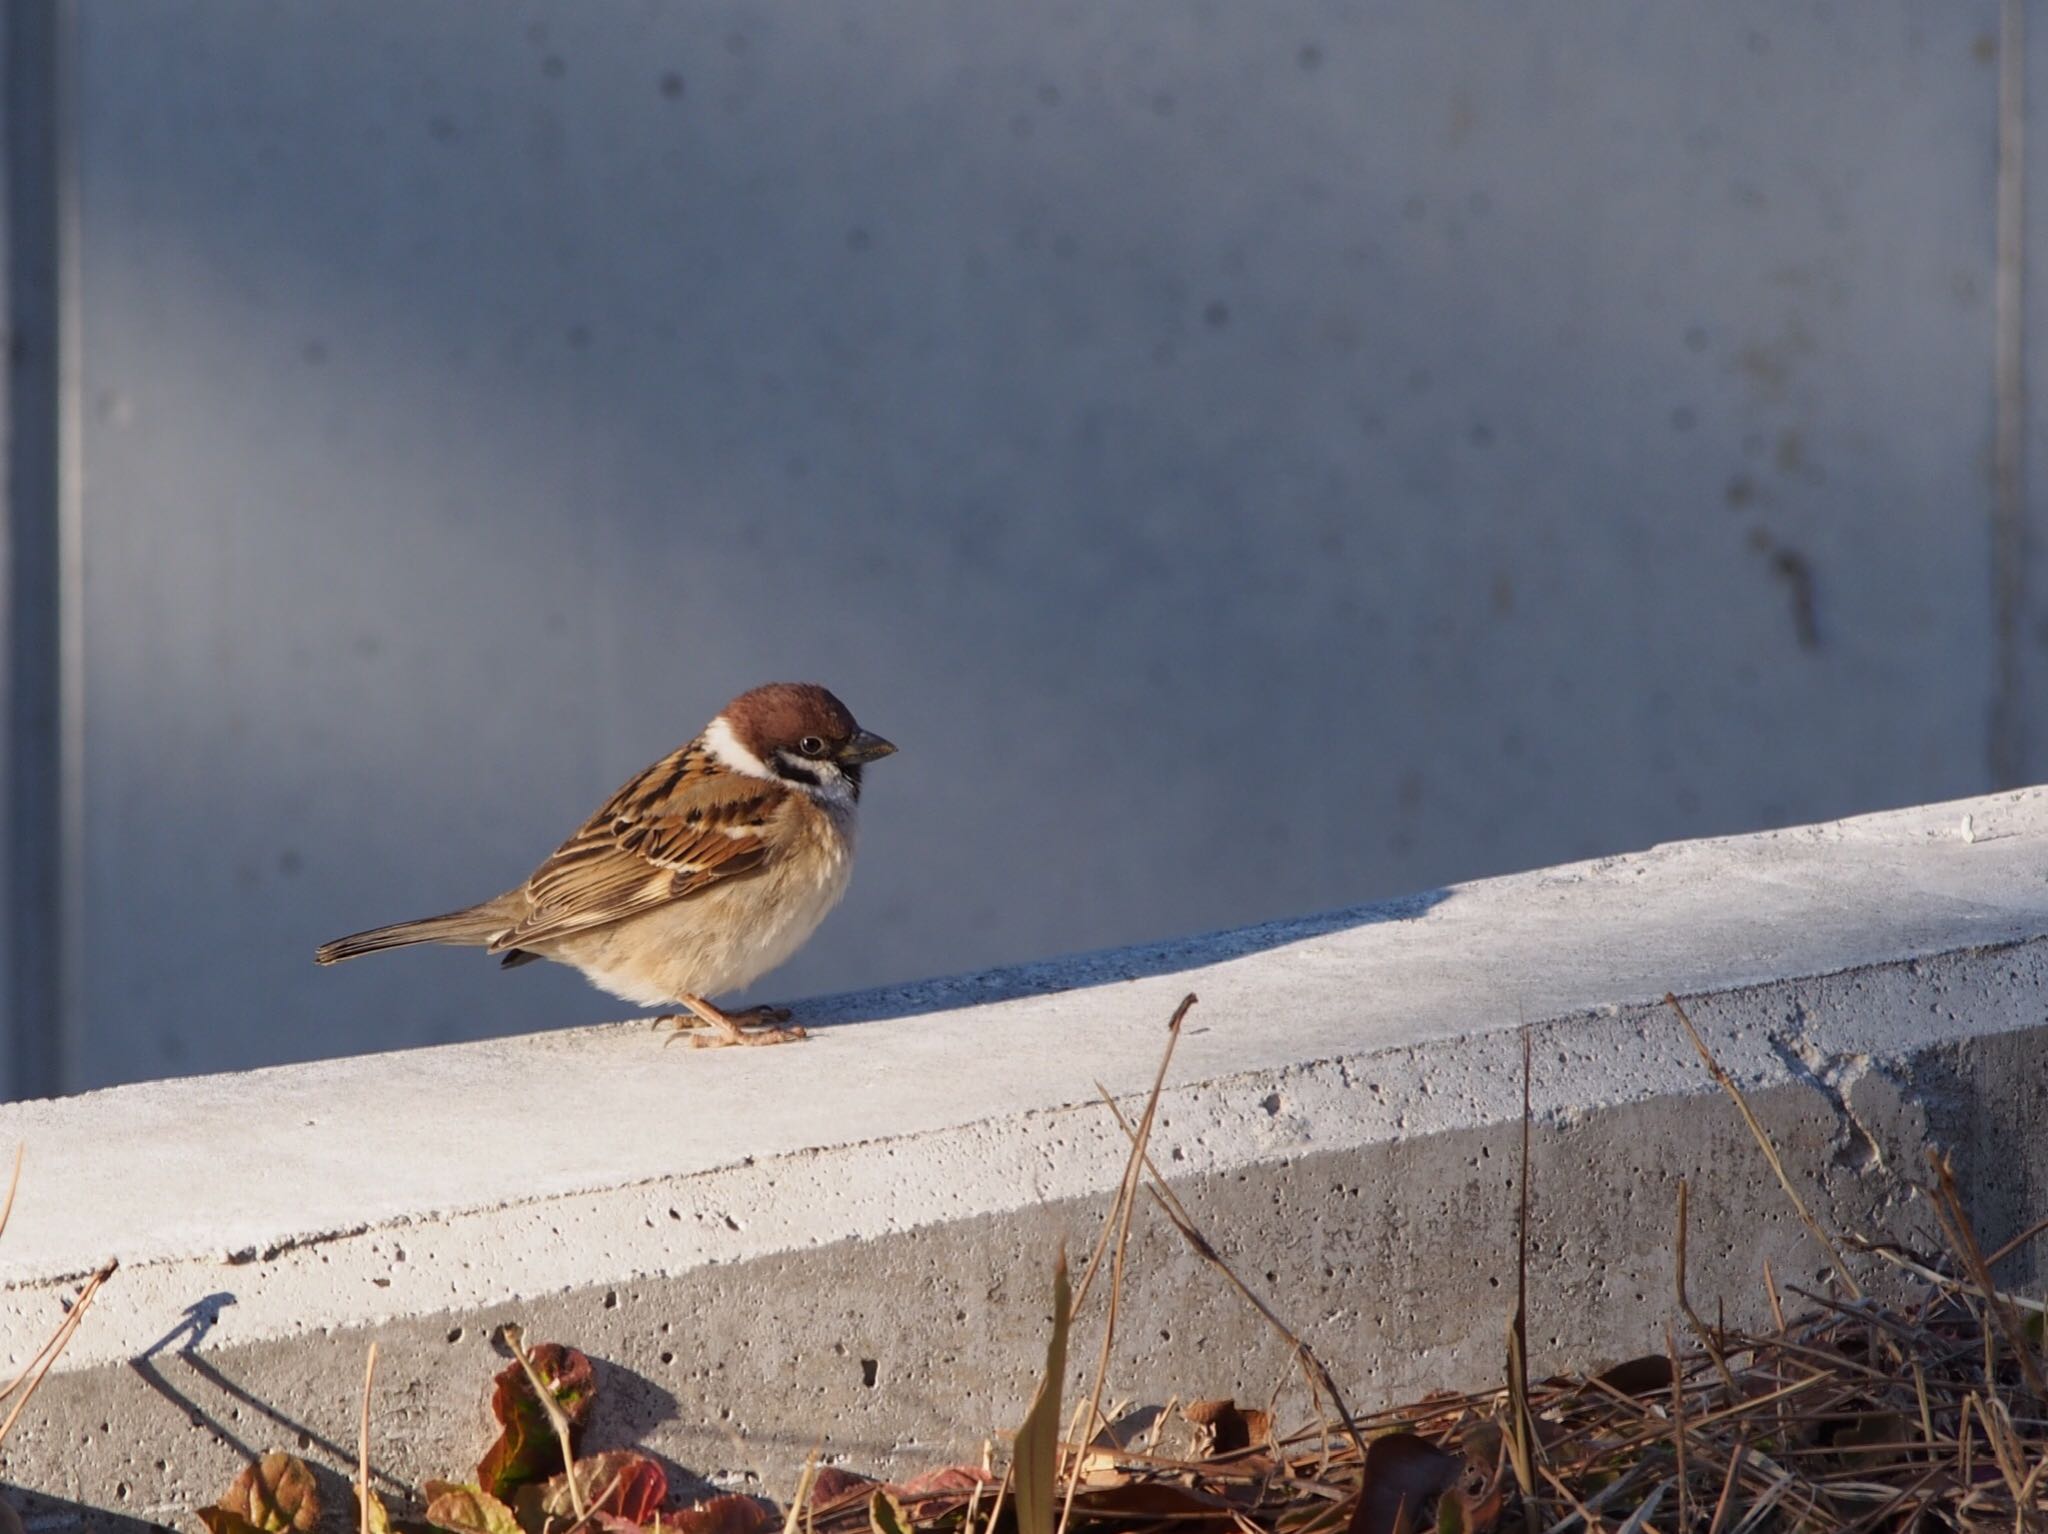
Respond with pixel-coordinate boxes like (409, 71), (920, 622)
(197, 1511), (268, 1534)
(892, 1467), (995, 1501)
(1068, 1481), (1242, 1530)
(422, 1483), (524, 1534)
(1013, 1255), (1072, 1534)
(808, 1469), (879, 1517)
(476, 1343), (597, 1496)
(668, 1494), (778, 1534)
(356, 1489), (394, 1534)
(1349, 1433), (1460, 1534)
(205, 1453), (320, 1534)
(1593, 1356), (1676, 1397)
(868, 1488), (910, 1534)
(1183, 1399), (1274, 1459)
(1823, 1411), (1911, 1471)
(511, 1450), (667, 1530)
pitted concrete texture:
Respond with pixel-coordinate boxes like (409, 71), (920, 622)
(4, 789), (2048, 1521)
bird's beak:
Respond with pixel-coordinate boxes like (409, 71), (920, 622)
(840, 729), (897, 763)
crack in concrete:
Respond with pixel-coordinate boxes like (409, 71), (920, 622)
(1769, 1025), (1883, 1172)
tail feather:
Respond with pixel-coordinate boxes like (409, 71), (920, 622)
(314, 901), (511, 965)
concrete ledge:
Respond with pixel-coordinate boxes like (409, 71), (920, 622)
(5, 790), (2048, 1520)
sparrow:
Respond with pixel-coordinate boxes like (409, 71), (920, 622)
(315, 682), (896, 1046)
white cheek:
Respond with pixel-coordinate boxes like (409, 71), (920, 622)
(702, 715), (775, 780)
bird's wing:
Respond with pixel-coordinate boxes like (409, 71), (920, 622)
(491, 743), (784, 952)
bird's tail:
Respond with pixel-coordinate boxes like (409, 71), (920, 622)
(314, 898), (512, 965)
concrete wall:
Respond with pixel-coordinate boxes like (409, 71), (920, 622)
(1, 3), (2039, 1089)
(2, 790), (2047, 1518)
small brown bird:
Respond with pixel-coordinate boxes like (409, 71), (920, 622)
(315, 683), (896, 1046)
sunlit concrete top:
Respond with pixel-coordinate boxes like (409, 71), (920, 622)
(6, 787), (2048, 1373)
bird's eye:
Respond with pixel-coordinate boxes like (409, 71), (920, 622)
(798, 736), (827, 758)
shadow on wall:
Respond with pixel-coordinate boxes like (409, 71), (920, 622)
(802, 886), (1453, 1028)
(2, 1493), (162, 1534)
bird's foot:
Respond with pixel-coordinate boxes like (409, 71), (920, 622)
(656, 1000), (806, 1048)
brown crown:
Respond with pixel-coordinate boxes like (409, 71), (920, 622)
(720, 682), (860, 755)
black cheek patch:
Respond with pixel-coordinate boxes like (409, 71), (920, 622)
(773, 757), (823, 788)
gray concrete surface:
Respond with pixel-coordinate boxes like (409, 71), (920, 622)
(1, 2), (2037, 1091)
(2, 789), (2048, 1520)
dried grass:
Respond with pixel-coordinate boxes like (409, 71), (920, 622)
(790, 996), (2048, 1534)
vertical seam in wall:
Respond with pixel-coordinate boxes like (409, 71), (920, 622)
(1992, 0), (2028, 789)
(52, 0), (80, 1095)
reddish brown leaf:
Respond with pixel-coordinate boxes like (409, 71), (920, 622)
(476, 1343), (597, 1496)
(512, 1451), (667, 1530)
(892, 1466), (996, 1502)
(668, 1494), (777, 1534)
(210, 1453), (321, 1534)
(809, 1468), (878, 1515)
(1349, 1433), (1461, 1534)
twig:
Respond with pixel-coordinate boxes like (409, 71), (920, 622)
(1984, 1210), (2048, 1270)
(1665, 994), (1862, 1299)
(1667, 1323), (1690, 1534)
(1091, 1088), (1366, 1463)
(0, 1145), (23, 1244)
(982, 1465), (1013, 1534)
(358, 1340), (380, 1534)
(780, 1450), (820, 1534)
(0, 1259), (115, 1444)
(1507, 1025), (1541, 1531)
(1676, 1178), (1740, 1397)
(1705, 1442), (1746, 1534)
(500, 1323), (587, 1523)
(1923, 1149), (2047, 1396)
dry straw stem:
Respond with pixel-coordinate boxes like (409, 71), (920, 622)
(358, 1341), (380, 1534)
(1090, 1087), (1365, 1463)
(1922, 1148), (2048, 1398)
(904, 993), (2048, 1534)
(1663, 993), (1863, 1300)
(0, 1256), (115, 1446)
(501, 1323), (588, 1523)
(0, 1147), (117, 1451)
(1066, 989), (1197, 1534)
(1506, 1024), (1541, 1532)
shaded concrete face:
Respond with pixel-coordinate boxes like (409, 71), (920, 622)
(35, 3), (2025, 1089)
(4, 975), (2043, 1516)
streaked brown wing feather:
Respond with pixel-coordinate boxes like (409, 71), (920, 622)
(490, 742), (781, 952)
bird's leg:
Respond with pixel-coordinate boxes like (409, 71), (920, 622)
(657, 994), (806, 1048)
